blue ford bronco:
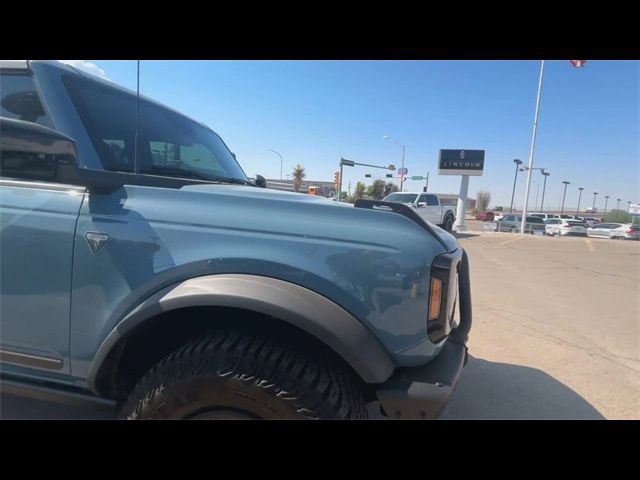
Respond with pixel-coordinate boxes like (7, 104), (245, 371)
(0, 60), (472, 419)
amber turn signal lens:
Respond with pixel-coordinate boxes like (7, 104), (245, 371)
(429, 278), (443, 321)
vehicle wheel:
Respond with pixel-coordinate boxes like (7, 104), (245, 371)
(442, 215), (453, 233)
(510, 227), (518, 233)
(119, 330), (368, 420)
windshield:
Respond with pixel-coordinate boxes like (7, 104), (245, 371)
(63, 74), (248, 183)
(384, 193), (418, 203)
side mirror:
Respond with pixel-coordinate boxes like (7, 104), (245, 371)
(255, 174), (267, 188)
(417, 202), (426, 208)
(0, 117), (78, 182)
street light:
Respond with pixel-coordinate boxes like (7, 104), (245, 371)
(383, 136), (406, 192)
(541, 171), (550, 213)
(616, 198), (621, 221)
(560, 181), (571, 215)
(592, 192), (598, 212)
(510, 159), (523, 213)
(576, 187), (584, 216)
(604, 195), (610, 218)
(521, 166), (547, 212)
(269, 149), (283, 180)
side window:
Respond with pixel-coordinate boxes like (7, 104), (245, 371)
(418, 194), (428, 204)
(63, 74), (234, 179)
(0, 73), (53, 128)
(426, 194), (439, 206)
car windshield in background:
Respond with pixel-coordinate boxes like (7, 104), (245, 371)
(385, 193), (418, 203)
(62, 74), (248, 183)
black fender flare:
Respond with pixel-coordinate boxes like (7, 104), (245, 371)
(87, 274), (395, 390)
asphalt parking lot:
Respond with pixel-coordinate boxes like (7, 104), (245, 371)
(1, 232), (638, 419)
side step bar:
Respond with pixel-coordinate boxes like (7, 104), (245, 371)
(1, 375), (117, 414)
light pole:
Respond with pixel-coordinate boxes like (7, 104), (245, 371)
(576, 187), (584, 216)
(270, 149), (283, 180)
(592, 192), (598, 212)
(604, 195), (610, 218)
(520, 60), (545, 234)
(383, 136), (406, 191)
(541, 171), (550, 212)
(560, 181), (570, 215)
(510, 159), (523, 213)
(616, 198), (621, 221)
(520, 166), (547, 211)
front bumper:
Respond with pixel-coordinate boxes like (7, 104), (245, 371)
(375, 247), (473, 420)
(376, 340), (468, 419)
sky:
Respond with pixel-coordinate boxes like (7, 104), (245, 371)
(78, 60), (639, 210)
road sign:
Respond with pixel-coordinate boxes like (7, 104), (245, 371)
(411, 176), (424, 180)
(438, 149), (485, 176)
(398, 168), (408, 176)
(630, 203), (640, 216)
(340, 158), (355, 167)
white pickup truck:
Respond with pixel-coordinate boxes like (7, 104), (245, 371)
(382, 192), (456, 232)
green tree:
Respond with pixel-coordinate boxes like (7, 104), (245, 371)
(383, 182), (399, 197)
(291, 164), (306, 192)
(354, 182), (366, 200)
(605, 209), (631, 223)
(476, 190), (491, 211)
(366, 180), (386, 200)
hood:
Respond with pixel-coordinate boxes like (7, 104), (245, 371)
(178, 184), (457, 253)
(111, 183), (452, 257)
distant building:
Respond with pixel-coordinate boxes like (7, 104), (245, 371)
(432, 193), (476, 210)
(265, 179), (336, 197)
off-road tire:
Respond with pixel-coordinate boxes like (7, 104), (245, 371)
(119, 330), (368, 420)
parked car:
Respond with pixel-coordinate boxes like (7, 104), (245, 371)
(382, 192), (456, 232)
(0, 60), (473, 420)
(544, 218), (588, 237)
(494, 215), (546, 234)
(475, 211), (495, 221)
(529, 213), (560, 221)
(587, 223), (640, 240)
(583, 217), (602, 228)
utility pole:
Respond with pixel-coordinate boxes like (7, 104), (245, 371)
(604, 195), (610, 218)
(510, 159), (523, 213)
(592, 192), (598, 212)
(561, 181), (570, 215)
(425, 171), (429, 192)
(576, 187), (584, 216)
(541, 171), (550, 213)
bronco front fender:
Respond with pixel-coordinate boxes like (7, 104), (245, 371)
(87, 274), (396, 390)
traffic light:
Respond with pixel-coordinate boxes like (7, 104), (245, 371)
(386, 174), (393, 178)
(365, 174), (372, 178)
(334, 171), (340, 187)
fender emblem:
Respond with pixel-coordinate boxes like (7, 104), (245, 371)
(85, 232), (109, 254)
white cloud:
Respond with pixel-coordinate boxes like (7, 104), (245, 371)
(59, 60), (108, 79)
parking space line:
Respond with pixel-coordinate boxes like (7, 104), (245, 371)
(500, 237), (524, 246)
(585, 238), (595, 252)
